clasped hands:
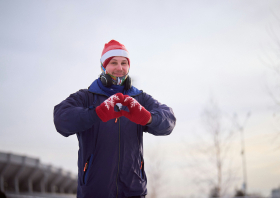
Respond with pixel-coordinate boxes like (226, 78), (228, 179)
(95, 93), (151, 126)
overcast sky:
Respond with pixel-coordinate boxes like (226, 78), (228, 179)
(1, 0), (280, 197)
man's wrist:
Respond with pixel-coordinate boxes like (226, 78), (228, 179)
(146, 115), (152, 124)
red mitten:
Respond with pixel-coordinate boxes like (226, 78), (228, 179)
(121, 95), (151, 125)
(96, 93), (124, 122)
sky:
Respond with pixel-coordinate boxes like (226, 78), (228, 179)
(1, 0), (280, 197)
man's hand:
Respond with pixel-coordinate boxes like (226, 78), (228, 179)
(96, 93), (124, 122)
(121, 95), (151, 126)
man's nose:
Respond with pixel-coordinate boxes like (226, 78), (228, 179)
(116, 64), (122, 70)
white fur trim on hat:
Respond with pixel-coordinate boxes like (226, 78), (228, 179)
(100, 49), (129, 64)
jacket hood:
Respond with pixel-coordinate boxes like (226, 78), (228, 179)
(88, 79), (142, 97)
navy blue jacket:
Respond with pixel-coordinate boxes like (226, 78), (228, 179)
(53, 80), (176, 198)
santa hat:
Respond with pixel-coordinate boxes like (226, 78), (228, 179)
(100, 40), (130, 68)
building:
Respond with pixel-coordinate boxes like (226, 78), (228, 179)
(271, 186), (280, 198)
(0, 151), (77, 198)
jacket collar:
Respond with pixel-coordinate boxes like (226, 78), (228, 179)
(88, 79), (142, 97)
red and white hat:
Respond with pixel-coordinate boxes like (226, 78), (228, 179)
(100, 40), (130, 68)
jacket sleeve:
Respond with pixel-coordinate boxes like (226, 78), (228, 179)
(53, 90), (101, 137)
(142, 93), (176, 136)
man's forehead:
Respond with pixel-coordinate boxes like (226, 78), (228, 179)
(111, 56), (128, 61)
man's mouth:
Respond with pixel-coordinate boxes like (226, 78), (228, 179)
(113, 73), (124, 76)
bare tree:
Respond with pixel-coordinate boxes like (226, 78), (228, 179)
(263, 12), (280, 146)
(186, 98), (241, 198)
(145, 143), (167, 198)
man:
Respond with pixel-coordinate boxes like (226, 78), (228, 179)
(54, 40), (176, 198)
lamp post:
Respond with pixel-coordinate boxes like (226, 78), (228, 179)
(240, 123), (247, 195)
(234, 112), (250, 195)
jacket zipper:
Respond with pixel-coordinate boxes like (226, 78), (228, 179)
(115, 118), (121, 198)
(83, 160), (89, 184)
(136, 126), (143, 179)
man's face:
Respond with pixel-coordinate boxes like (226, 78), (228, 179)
(106, 56), (129, 77)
